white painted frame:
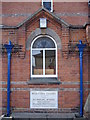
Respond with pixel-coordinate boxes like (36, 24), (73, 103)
(42, 0), (53, 12)
(31, 35), (57, 78)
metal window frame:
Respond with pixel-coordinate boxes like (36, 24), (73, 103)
(31, 35), (57, 78)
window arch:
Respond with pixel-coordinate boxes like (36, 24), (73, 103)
(31, 35), (57, 78)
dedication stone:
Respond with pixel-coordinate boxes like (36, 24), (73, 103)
(30, 91), (58, 109)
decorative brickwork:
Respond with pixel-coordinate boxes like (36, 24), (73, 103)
(0, 2), (89, 118)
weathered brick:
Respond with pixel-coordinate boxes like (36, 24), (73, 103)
(0, 1), (89, 117)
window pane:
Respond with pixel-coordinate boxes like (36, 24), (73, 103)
(43, 2), (51, 11)
(32, 37), (55, 48)
(45, 50), (56, 75)
(32, 50), (43, 75)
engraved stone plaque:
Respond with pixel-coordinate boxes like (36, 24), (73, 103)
(30, 91), (58, 109)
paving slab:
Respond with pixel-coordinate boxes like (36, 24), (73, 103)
(11, 113), (76, 119)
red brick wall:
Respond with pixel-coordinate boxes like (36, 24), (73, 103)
(2, 2), (89, 26)
(1, 16), (89, 115)
(0, 1), (89, 116)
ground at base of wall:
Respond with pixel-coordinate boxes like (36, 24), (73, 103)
(0, 113), (89, 120)
(0, 117), (89, 120)
(0, 115), (12, 120)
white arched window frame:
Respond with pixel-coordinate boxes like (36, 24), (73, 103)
(31, 35), (57, 78)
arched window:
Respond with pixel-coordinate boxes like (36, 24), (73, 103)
(31, 35), (57, 78)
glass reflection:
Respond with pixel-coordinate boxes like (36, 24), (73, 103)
(32, 37), (55, 48)
(32, 50), (43, 75)
(45, 50), (56, 75)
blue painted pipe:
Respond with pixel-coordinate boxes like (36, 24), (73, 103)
(77, 40), (86, 117)
(4, 41), (14, 117)
(80, 50), (83, 117)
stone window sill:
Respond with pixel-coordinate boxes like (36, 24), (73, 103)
(27, 78), (61, 85)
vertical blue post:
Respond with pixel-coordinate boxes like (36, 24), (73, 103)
(77, 40), (86, 117)
(4, 41), (14, 117)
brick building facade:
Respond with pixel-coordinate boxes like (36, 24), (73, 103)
(0, 1), (90, 118)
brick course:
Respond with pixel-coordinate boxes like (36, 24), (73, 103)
(0, 1), (89, 117)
